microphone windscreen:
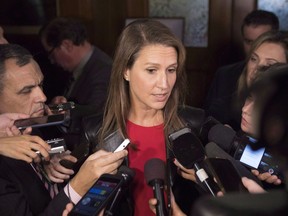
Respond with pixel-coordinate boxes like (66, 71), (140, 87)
(199, 116), (221, 145)
(205, 142), (262, 186)
(144, 158), (165, 185)
(208, 124), (236, 152)
(170, 128), (205, 169)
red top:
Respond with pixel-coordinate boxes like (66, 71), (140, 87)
(127, 120), (166, 216)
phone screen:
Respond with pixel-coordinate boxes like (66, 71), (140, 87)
(14, 114), (65, 130)
(70, 175), (122, 216)
(240, 145), (265, 169)
(239, 145), (283, 177)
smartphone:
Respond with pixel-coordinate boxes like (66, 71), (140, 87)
(113, 139), (130, 152)
(235, 144), (284, 179)
(205, 158), (248, 193)
(69, 174), (123, 216)
(14, 114), (66, 130)
(45, 138), (66, 155)
(48, 102), (75, 113)
(102, 130), (130, 153)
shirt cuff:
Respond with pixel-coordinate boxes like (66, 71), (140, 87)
(64, 183), (82, 204)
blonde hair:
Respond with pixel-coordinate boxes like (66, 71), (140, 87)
(238, 31), (288, 99)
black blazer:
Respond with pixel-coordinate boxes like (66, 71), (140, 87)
(0, 156), (69, 216)
(204, 61), (246, 131)
(67, 46), (113, 135)
(68, 46), (112, 112)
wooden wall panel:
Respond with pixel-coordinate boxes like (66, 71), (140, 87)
(57, 0), (94, 19)
(1, 0), (257, 106)
(185, 0), (233, 106)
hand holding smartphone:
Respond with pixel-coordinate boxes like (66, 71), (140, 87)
(14, 114), (66, 130)
(69, 174), (123, 216)
(113, 139), (130, 152)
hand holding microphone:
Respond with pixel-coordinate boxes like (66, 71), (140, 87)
(168, 127), (220, 197)
(144, 158), (168, 216)
(208, 124), (284, 182)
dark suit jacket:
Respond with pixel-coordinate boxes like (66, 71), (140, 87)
(0, 156), (69, 216)
(204, 61), (246, 130)
(68, 46), (112, 114)
(65, 46), (112, 144)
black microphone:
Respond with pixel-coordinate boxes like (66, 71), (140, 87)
(208, 124), (249, 155)
(144, 158), (168, 216)
(208, 124), (284, 180)
(198, 116), (221, 145)
(168, 127), (220, 196)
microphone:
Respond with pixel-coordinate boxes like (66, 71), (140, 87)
(208, 124), (284, 180)
(208, 124), (249, 155)
(198, 116), (221, 145)
(168, 128), (220, 196)
(144, 158), (168, 216)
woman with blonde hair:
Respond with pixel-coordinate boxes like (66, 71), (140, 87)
(237, 30), (288, 100)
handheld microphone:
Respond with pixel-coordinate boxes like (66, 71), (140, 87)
(208, 124), (284, 179)
(198, 116), (221, 145)
(168, 128), (220, 196)
(144, 158), (168, 216)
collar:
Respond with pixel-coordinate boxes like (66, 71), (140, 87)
(71, 46), (94, 80)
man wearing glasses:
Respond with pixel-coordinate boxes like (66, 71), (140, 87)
(39, 17), (112, 140)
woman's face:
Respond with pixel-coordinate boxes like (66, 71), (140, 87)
(246, 42), (287, 86)
(124, 44), (177, 112)
(241, 95), (255, 136)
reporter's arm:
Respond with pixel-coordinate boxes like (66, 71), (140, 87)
(69, 149), (127, 196)
(0, 135), (50, 163)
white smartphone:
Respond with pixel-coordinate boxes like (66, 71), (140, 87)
(113, 139), (130, 152)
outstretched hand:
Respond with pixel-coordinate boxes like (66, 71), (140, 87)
(70, 149), (127, 196)
(0, 135), (50, 163)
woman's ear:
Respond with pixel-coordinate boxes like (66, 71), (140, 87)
(124, 69), (130, 81)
